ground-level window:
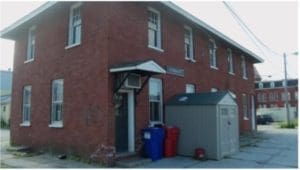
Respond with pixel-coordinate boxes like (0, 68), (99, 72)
(50, 79), (64, 127)
(149, 78), (163, 122)
(242, 93), (249, 119)
(22, 85), (31, 125)
(185, 84), (195, 93)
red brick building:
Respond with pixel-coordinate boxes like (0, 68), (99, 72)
(1, 2), (263, 158)
(255, 79), (298, 109)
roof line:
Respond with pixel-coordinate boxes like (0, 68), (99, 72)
(161, 2), (264, 63)
(0, 2), (57, 37)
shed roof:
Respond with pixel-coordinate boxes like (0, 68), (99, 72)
(166, 91), (236, 106)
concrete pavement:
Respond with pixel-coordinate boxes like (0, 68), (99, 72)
(0, 124), (298, 168)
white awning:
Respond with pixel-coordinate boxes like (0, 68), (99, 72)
(110, 60), (166, 75)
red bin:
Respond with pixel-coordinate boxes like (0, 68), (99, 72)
(164, 126), (180, 157)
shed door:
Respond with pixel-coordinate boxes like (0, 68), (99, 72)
(220, 106), (238, 157)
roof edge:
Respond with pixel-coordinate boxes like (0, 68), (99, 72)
(161, 1), (264, 63)
(0, 2), (57, 39)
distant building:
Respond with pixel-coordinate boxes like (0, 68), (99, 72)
(254, 79), (298, 121)
(0, 70), (12, 124)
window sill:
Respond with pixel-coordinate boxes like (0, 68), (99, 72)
(243, 77), (248, 80)
(243, 117), (249, 120)
(49, 122), (63, 128)
(229, 72), (235, 76)
(210, 66), (218, 70)
(185, 57), (196, 63)
(20, 122), (31, 127)
(65, 43), (81, 50)
(148, 45), (164, 52)
(24, 59), (34, 64)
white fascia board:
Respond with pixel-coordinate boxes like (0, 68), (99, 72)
(161, 2), (264, 63)
(0, 2), (57, 38)
(110, 61), (166, 74)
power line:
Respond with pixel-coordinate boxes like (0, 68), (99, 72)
(223, 1), (297, 77)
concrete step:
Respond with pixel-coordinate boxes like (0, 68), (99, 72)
(115, 156), (151, 168)
(6, 146), (31, 152)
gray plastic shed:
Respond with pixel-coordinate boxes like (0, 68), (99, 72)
(165, 91), (239, 160)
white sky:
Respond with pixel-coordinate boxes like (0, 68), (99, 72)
(0, 1), (298, 81)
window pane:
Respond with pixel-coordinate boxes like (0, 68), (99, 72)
(51, 80), (63, 123)
(148, 29), (155, 46)
(150, 102), (160, 121)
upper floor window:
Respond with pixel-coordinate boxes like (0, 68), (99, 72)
(50, 79), (64, 127)
(270, 82), (275, 88)
(148, 7), (161, 50)
(26, 26), (36, 62)
(68, 3), (82, 46)
(184, 26), (194, 61)
(21, 85), (31, 126)
(149, 78), (163, 122)
(258, 82), (263, 89)
(241, 55), (247, 79)
(209, 39), (217, 68)
(227, 48), (234, 74)
(186, 84), (195, 93)
(295, 91), (298, 101)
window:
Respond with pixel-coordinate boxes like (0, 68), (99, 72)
(242, 94), (248, 119)
(211, 88), (218, 92)
(227, 48), (234, 74)
(149, 78), (163, 122)
(186, 84), (195, 93)
(22, 86), (31, 125)
(2, 106), (6, 112)
(68, 3), (82, 46)
(258, 83), (263, 89)
(148, 7), (161, 50)
(50, 79), (64, 127)
(209, 39), (217, 68)
(270, 82), (275, 88)
(184, 26), (194, 60)
(295, 91), (298, 100)
(241, 56), (247, 79)
(26, 26), (36, 62)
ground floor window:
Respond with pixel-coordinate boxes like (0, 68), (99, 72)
(50, 79), (64, 127)
(149, 78), (163, 122)
(22, 85), (31, 124)
(242, 93), (249, 119)
(186, 84), (195, 93)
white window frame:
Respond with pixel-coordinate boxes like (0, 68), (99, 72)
(211, 88), (218, 92)
(184, 25), (194, 61)
(209, 39), (217, 69)
(270, 82), (275, 88)
(149, 78), (163, 123)
(21, 85), (32, 126)
(227, 48), (234, 74)
(242, 93), (249, 119)
(147, 7), (163, 52)
(241, 55), (247, 79)
(67, 2), (82, 48)
(26, 26), (36, 63)
(50, 79), (64, 128)
(186, 84), (196, 93)
(258, 82), (263, 89)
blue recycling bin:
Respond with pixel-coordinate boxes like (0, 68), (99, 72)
(142, 127), (165, 161)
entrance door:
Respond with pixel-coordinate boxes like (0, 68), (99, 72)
(115, 93), (129, 152)
(114, 90), (135, 153)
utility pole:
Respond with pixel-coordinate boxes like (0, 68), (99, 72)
(283, 53), (290, 125)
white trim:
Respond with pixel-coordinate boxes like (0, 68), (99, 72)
(49, 121), (63, 128)
(210, 66), (218, 70)
(229, 72), (235, 76)
(161, 2), (264, 63)
(65, 42), (81, 50)
(20, 122), (31, 127)
(148, 45), (164, 52)
(24, 58), (34, 64)
(110, 60), (166, 74)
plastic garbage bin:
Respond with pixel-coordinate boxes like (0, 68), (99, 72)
(142, 127), (165, 161)
(164, 126), (180, 157)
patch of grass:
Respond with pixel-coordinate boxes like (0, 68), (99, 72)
(279, 119), (298, 129)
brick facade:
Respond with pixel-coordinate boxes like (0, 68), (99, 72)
(4, 2), (260, 159)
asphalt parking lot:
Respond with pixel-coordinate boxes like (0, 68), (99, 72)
(0, 124), (298, 168)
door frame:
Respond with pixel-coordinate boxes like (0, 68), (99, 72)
(117, 89), (135, 153)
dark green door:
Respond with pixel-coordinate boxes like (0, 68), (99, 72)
(115, 93), (128, 152)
